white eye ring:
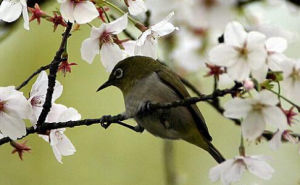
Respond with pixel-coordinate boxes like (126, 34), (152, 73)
(114, 68), (123, 79)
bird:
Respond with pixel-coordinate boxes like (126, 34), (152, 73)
(97, 56), (225, 163)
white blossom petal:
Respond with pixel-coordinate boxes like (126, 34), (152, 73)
(52, 145), (63, 163)
(100, 43), (125, 72)
(209, 44), (238, 67)
(136, 29), (152, 46)
(221, 159), (246, 185)
(128, 0), (147, 16)
(73, 1), (99, 24)
(151, 12), (178, 37)
(251, 64), (268, 82)
(269, 130), (283, 150)
(242, 111), (266, 140)
(80, 38), (100, 64)
(247, 31), (266, 51)
(56, 134), (76, 156)
(46, 104), (67, 123)
(227, 59), (251, 81)
(135, 37), (158, 59)
(21, 0), (29, 30)
(263, 106), (287, 130)
(4, 92), (32, 119)
(0, 0), (22, 22)
(258, 90), (278, 106)
(90, 26), (105, 39)
(106, 13), (128, 34)
(223, 98), (251, 119)
(209, 159), (235, 182)
(60, 0), (75, 23)
(266, 37), (287, 53)
(243, 156), (274, 180)
(0, 112), (26, 140)
(123, 40), (137, 56)
(224, 21), (247, 47)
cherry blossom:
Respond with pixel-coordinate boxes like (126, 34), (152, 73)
(209, 155), (274, 185)
(209, 21), (267, 82)
(252, 37), (288, 82)
(28, 71), (63, 124)
(126, 0), (147, 16)
(224, 90), (287, 140)
(135, 12), (178, 59)
(0, 86), (32, 140)
(270, 129), (298, 150)
(80, 13), (128, 72)
(0, 0), (29, 30)
(39, 104), (80, 163)
(281, 59), (300, 104)
(58, 0), (99, 24)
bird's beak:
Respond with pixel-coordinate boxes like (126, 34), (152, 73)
(96, 80), (112, 92)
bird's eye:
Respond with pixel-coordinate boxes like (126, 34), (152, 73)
(114, 68), (123, 79)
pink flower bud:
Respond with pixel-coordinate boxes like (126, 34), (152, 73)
(243, 79), (254, 90)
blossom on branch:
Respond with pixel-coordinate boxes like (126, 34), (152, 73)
(0, 0), (29, 30)
(39, 104), (80, 163)
(135, 12), (178, 59)
(80, 13), (128, 72)
(58, 0), (99, 24)
(0, 86), (32, 140)
(251, 37), (288, 82)
(29, 71), (63, 124)
(224, 90), (287, 140)
(209, 21), (267, 82)
(209, 155), (274, 185)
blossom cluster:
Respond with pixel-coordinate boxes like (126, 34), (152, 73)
(0, 0), (300, 185)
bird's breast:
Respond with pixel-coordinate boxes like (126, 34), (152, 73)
(123, 72), (194, 139)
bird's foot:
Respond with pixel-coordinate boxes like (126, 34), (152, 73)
(139, 101), (152, 115)
(134, 125), (144, 133)
(100, 115), (112, 129)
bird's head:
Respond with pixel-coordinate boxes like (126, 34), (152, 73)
(97, 56), (159, 94)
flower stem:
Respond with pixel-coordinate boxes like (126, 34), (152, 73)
(277, 81), (282, 104)
(239, 130), (245, 156)
(268, 89), (300, 112)
(101, 6), (111, 23)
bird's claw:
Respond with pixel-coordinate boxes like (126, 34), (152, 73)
(100, 115), (112, 129)
(139, 101), (151, 114)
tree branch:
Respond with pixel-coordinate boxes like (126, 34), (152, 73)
(0, 87), (240, 146)
(36, 22), (73, 126)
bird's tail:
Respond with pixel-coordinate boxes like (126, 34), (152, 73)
(207, 142), (225, 164)
(184, 136), (226, 163)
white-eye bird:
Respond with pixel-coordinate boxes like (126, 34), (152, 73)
(97, 56), (225, 163)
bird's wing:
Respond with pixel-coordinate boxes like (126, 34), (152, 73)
(155, 69), (212, 141)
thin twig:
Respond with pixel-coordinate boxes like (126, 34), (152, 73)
(16, 64), (51, 90)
